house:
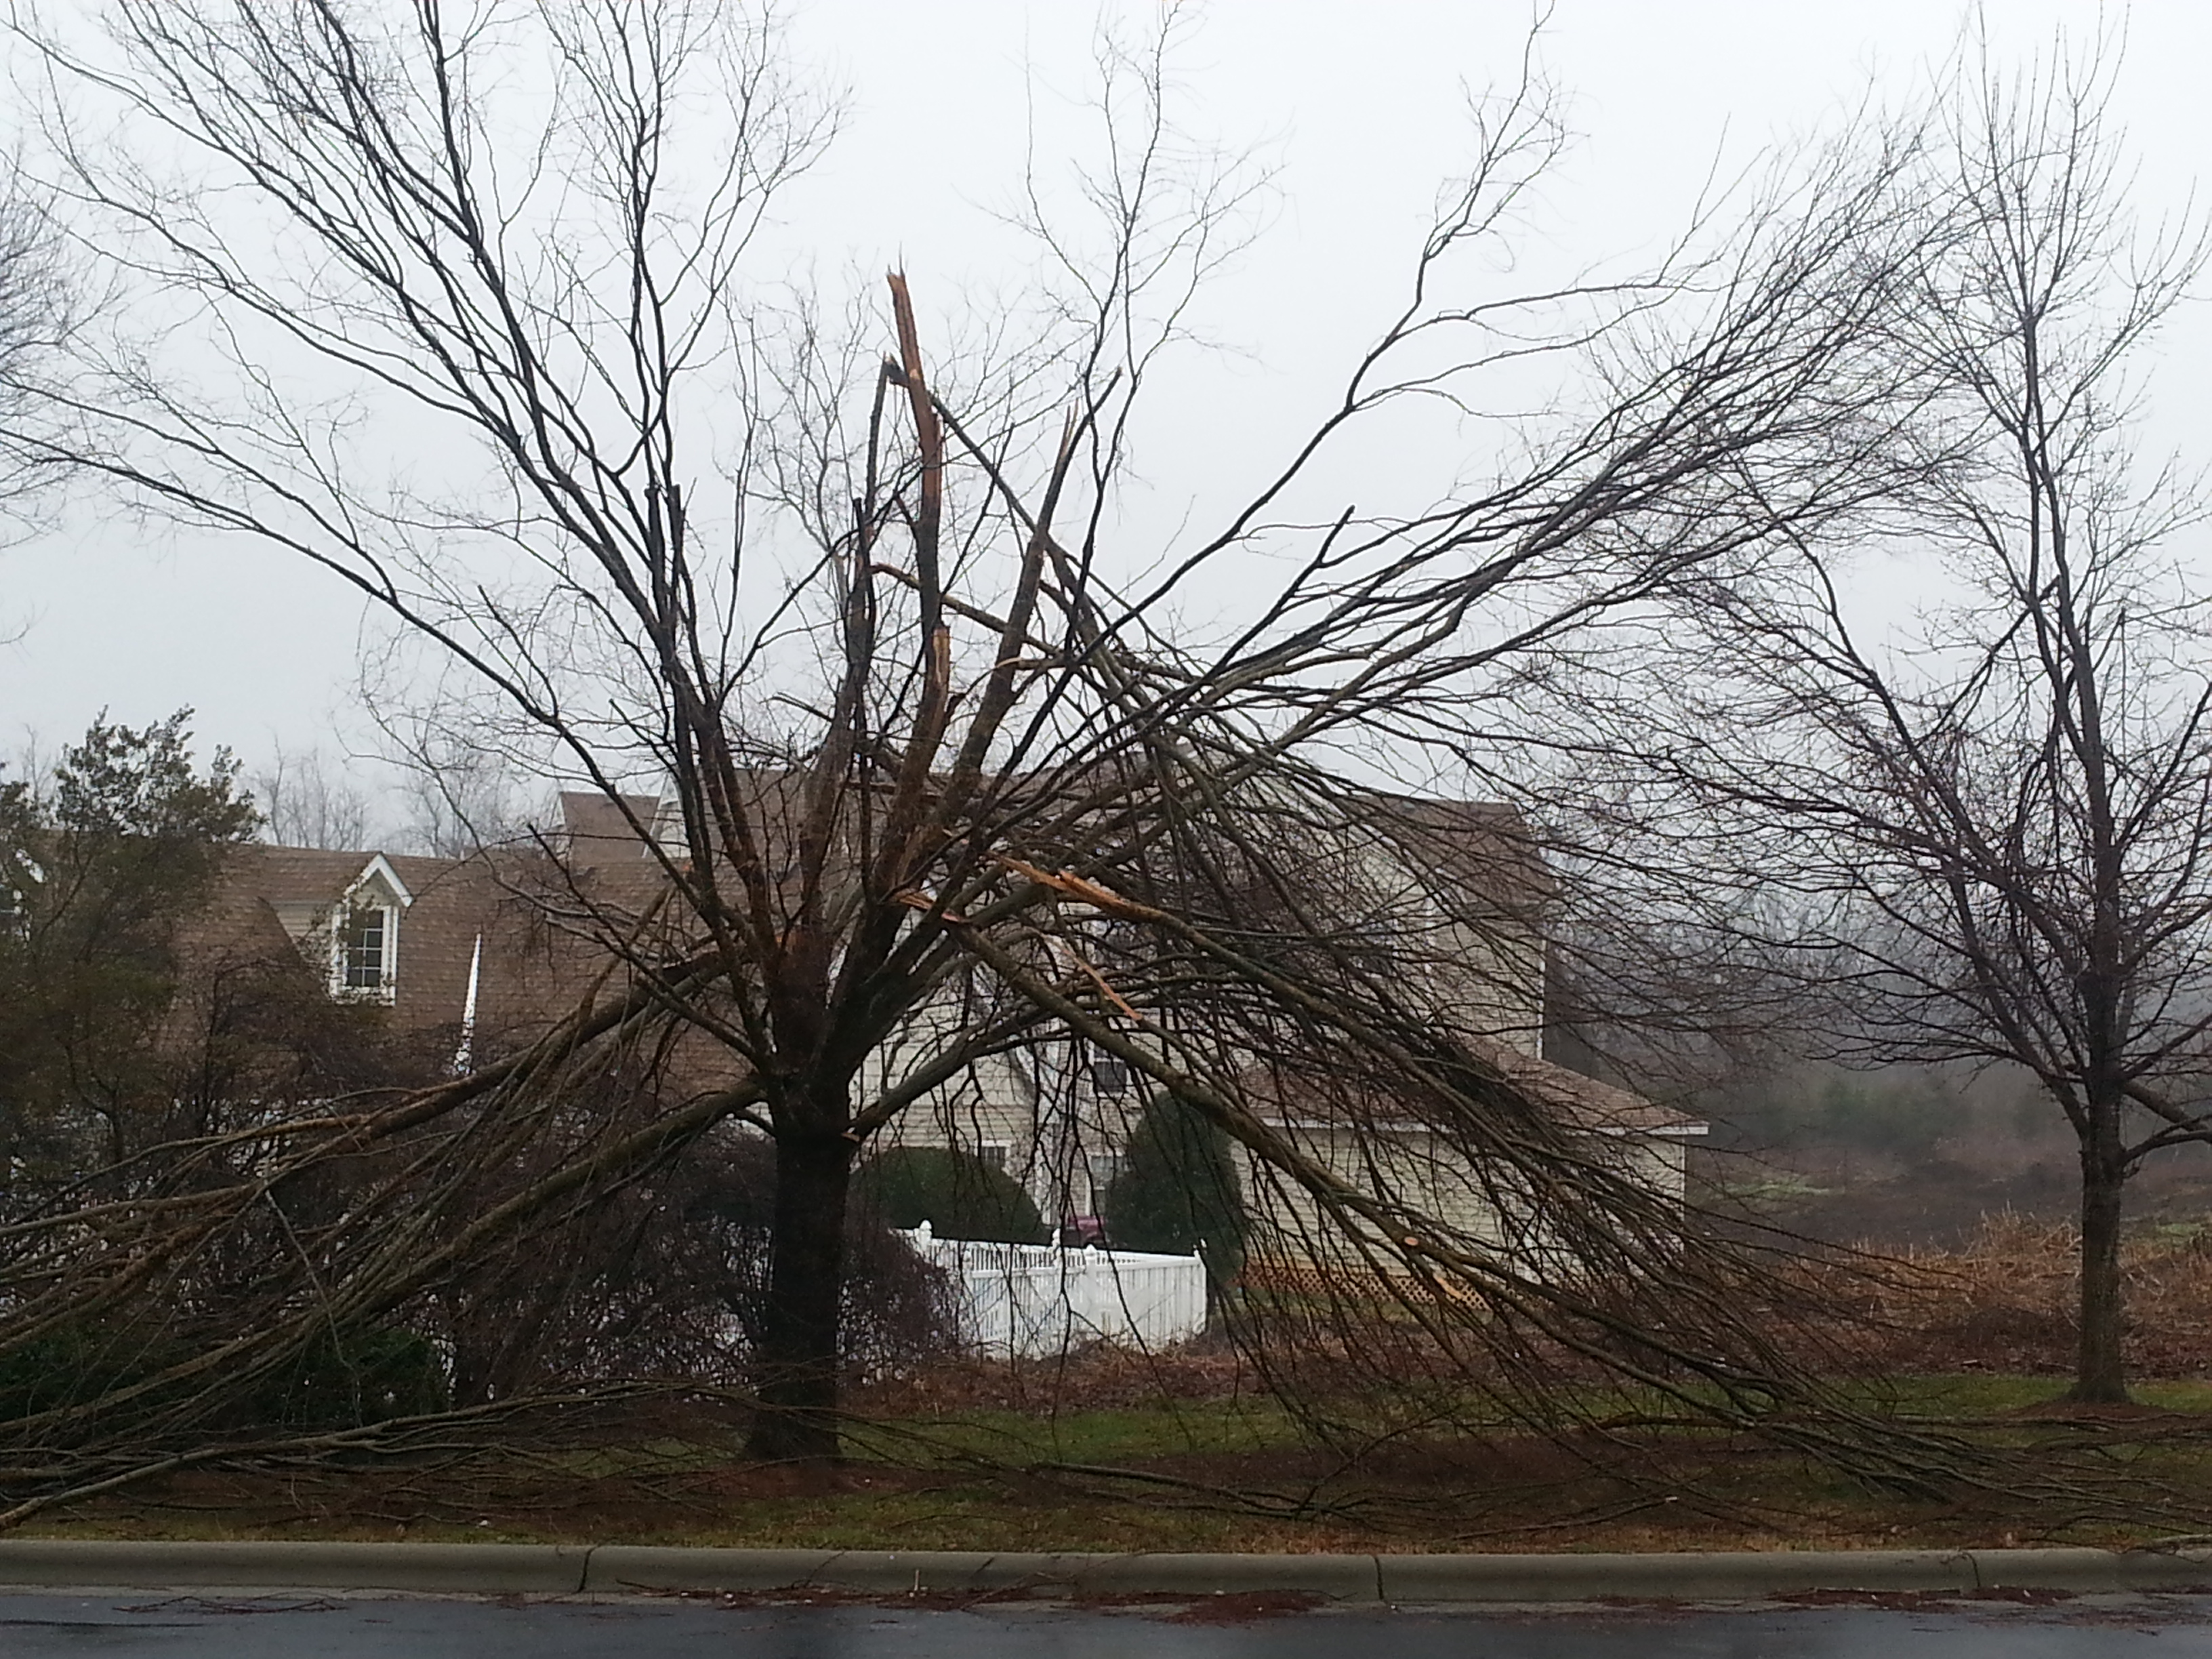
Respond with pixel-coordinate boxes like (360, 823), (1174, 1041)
(197, 788), (1702, 1260)
(851, 790), (1704, 1261)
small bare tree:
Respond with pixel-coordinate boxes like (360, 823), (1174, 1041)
(1540, 34), (2212, 1403)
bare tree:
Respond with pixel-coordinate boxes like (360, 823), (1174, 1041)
(0, 148), (78, 635)
(251, 743), (372, 850)
(0, 0), (1985, 1488)
(394, 745), (529, 859)
(1539, 33), (2212, 1404)
(0, 152), (65, 450)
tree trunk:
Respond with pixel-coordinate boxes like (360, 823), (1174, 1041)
(2070, 1122), (2129, 1404)
(743, 1118), (855, 1461)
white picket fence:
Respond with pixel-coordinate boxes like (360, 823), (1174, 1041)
(895, 1223), (1209, 1359)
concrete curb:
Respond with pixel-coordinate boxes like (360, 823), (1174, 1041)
(0, 1541), (592, 1594)
(579, 1547), (1384, 1599)
(1376, 1549), (1981, 1603)
(0, 1540), (2207, 1602)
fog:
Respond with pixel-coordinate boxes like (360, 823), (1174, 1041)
(5, 1), (2209, 821)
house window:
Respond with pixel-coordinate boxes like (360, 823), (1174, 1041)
(977, 1143), (1009, 1170)
(1092, 1057), (1132, 1096)
(1087, 1151), (1124, 1197)
(340, 905), (388, 991)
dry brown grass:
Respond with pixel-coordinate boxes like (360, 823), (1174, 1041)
(1818, 1212), (2212, 1378)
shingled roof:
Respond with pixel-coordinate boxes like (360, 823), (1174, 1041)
(199, 844), (573, 1044)
(1483, 1041), (1704, 1136)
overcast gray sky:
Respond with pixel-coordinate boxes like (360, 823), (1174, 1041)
(5, 0), (2208, 816)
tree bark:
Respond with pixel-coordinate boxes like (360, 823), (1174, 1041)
(744, 1116), (855, 1461)
(2070, 1114), (2129, 1404)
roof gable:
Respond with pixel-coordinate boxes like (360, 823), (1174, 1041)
(343, 853), (414, 909)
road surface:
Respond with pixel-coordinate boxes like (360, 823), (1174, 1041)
(5, 1588), (2212, 1655)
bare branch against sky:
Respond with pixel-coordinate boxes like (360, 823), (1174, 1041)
(1, 1), (2207, 771)
(0, 145), (77, 607)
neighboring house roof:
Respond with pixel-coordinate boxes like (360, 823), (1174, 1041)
(557, 791), (672, 860)
(1359, 792), (1552, 917)
(1250, 1031), (1701, 1141)
(189, 787), (1693, 1141)
(199, 844), (561, 1041)
(1484, 1042), (1704, 1136)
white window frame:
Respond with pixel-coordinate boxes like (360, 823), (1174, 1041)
(328, 855), (413, 1005)
(1084, 1148), (1125, 1208)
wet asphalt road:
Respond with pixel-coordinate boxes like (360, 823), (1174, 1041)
(5, 1591), (2212, 1657)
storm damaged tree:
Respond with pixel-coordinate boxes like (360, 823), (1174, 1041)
(0, 0), (2003, 1494)
(1542, 38), (2212, 1404)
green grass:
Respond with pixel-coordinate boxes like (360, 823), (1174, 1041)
(22, 1488), (1331, 1555)
(851, 1397), (1301, 1465)
(1711, 1172), (1843, 1203)
(2135, 1218), (2212, 1250)
(1837, 1372), (2212, 1416)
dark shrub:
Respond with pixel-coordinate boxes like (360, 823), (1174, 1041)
(249, 1326), (450, 1429)
(437, 1128), (958, 1401)
(0, 1317), (446, 1431)
(855, 1146), (1048, 1244)
(0, 1320), (179, 1423)
(1101, 1096), (1248, 1288)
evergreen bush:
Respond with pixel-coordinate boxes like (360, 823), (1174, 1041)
(1100, 1095), (1248, 1288)
(855, 1146), (1048, 1244)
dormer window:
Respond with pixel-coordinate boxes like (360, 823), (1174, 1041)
(325, 854), (413, 1005)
